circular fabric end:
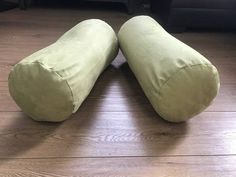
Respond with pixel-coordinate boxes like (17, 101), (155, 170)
(157, 64), (220, 122)
(8, 62), (74, 122)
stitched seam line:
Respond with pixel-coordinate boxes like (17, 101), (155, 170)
(32, 61), (75, 112)
(158, 63), (214, 95)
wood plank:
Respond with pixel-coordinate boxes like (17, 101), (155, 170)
(0, 156), (235, 177)
(0, 111), (236, 158)
(0, 9), (235, 67)
(174, 32), (236, 54)
(0, 64), (11, 82)
(0, 8), (129, 40)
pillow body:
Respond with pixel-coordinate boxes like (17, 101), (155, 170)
(118, 16), (220, 122)
(8, 19), (118, 122)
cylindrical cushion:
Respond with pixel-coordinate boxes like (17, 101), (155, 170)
(118, 16), (220, 122)
(9, 19), (118, 122)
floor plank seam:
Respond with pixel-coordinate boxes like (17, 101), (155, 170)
(1, 154), (236, 160)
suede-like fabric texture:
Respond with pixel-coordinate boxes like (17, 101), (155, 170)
(9, 19), (118, 122)
(118, 16), (220, 122)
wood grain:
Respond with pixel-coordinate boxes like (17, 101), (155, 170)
(0, 111), (236, 158)
(0, 7), (236, 176)
(0, 156), (236, 177)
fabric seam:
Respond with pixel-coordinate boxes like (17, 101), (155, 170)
(158, 63), (214, 95)
(32, 61), (75, 112)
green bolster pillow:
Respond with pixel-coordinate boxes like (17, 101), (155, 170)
(118, 16), (220, 122)
(8, 19), (118, 122)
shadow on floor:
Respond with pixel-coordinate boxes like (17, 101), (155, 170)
(0, 62), (188, 168)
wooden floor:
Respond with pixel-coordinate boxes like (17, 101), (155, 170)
(0, 7), (236, 177)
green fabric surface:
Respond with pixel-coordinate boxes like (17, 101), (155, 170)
(8, 19), (118, 122)
(118, 16), (220, 122)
